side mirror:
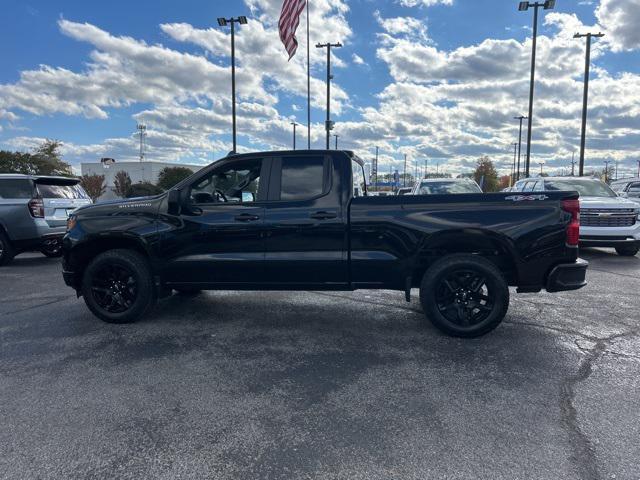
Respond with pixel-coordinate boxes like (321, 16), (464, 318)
(167, 189), (181, 215)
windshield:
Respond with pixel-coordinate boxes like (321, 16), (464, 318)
(37, 183), (90, 199)
(416, 181), (481, 195)
(544, 179), (616, 198)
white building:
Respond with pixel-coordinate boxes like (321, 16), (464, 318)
(81, 160), (204, 201)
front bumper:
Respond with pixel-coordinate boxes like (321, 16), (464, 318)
(580, 224), (640, 248)
(546, 258), (588, 293)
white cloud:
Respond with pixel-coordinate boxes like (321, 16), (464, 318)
(395, 0), (453, 7)
(596, 0), (640, 52)
(352, 53), (366, 65)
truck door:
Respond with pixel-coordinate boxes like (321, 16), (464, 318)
(262, 154), (348, 286)
(161, 156), (268, 286)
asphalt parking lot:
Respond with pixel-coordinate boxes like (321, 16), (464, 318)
(1, 250), (639, 480)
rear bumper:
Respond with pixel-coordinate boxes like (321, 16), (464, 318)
(13, 232), (65, 252)
(545, 258), (588, 293)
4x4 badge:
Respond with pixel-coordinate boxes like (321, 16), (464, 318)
(505, 194), (549, 202)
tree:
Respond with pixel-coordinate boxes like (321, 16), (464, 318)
(113, 170), (132, 198)
(157, 166), (194, 191)
(80, 174), (106, 202)
(473, 156), (500, 192)
(0, 139), (72, 176)
(498, 175), (511, 190)
(126, 182), (163, 198)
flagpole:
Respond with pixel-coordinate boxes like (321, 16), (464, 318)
(306, 0), (311, 150)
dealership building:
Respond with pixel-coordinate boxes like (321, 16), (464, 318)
(81, 159), (204, 200)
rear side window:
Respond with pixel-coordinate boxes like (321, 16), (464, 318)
(279, 156), (325, 201)
(37, 183), (89, 199)
(0, 179), (33, 199)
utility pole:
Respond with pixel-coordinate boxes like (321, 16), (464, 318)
(514, 115), (528, 180)
(571, 151), (576, 176)
(290, 121), (298, 150)
(538, 161), (544, 175)
(574, 31), (605, 176)
(512, 142), (518, 186)
(518, 1), (556, 178)
(333, 134), (339, 150)
(316, 42), (342, 149)
(217, 15), (248, 153)
(136, 123), (146, 162)
(403, 154), (407, 187)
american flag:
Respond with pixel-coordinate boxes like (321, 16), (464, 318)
(278, 0), (306, 60)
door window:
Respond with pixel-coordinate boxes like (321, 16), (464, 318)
(189, 158), (263, 204)
(278, 156), (326, 201)
(523, 181), (537, 192)
(628, 183), (640, 197)
(0, 179), (33, 199)
(352, 160), (367, 197)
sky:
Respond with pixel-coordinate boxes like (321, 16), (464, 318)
(0, 0), (639, 177)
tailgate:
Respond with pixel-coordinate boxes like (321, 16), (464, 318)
(36, 179), (92, 227)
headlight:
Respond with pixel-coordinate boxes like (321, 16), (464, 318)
(66, 216), (77, 231)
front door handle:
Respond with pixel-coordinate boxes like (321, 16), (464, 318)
(234, 213), (260, 222)
(310, 211), (337, 220)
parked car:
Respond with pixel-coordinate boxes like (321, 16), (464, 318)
(396, 187), (413, 195)
(411, 178), (483, 195)
(63, 150), (587, 338)
(610, 178), (640, 205)
(513, 176), (640, 256)
(0, 174), (92, 265)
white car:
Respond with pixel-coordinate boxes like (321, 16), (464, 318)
(513, 177), (640, 256)
(610, 178), (640, 205)
(411, 178), (483, 195)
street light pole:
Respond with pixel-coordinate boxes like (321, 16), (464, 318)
(514, 115), (528, 180)
(512, 142), (518, 186)
(217, 15), (248, 153)
(604, 160), (611, 183)
(518, 1), (555, 178)
(290, 122), (298, 150)
(571, 151), (576, 176)
(316, 42), (342, 150)
(403, 154), (407, 187)
(374, 146), (379, 192)
(574, 31), (604, 176)
(333, 134), (339, 150)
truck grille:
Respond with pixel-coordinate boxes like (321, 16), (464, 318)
(581, 208), (637, 227)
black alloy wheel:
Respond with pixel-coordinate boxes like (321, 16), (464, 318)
(81, 249), (156, 323)
(420, 254), (509, 338)
(0, 231), (15, 266)
(90, 263), (139, 314)
(435, 269), (495, 328)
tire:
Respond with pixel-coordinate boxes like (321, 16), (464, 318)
(615, 244), (639, 257)
(419, 254), (509, 338)
(81, 249), (156, 324)
(0, 230), (15, 266)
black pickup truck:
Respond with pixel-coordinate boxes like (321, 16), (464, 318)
(62, 150), (587, 337)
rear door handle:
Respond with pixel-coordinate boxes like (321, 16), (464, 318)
(310, 211), (338, 220)
(234, 213), (260, 222)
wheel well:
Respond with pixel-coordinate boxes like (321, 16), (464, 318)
(412, 235), (518, 287)
(69, 238), (150, 281)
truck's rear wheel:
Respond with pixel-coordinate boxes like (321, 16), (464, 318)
(0, 231), (15, 266)
(420, 254), (509, 338)
(615, 244), (639, 256)
(81, 249), (156, 324)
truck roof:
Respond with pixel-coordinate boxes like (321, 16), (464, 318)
(225, 149), (362, 165)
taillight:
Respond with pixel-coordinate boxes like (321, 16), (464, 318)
(562, 199), (580, 246)
(28, 198), (44, 218)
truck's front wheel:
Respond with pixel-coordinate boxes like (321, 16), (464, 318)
(420, 254), (509, 338)
(81, 249), (156, 324)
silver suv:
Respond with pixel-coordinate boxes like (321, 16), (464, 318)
(0, 174), (92, 265)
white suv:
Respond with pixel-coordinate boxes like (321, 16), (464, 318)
(513, 177), (640, 256)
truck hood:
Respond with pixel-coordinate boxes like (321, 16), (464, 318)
(579, 196), (639, 210)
